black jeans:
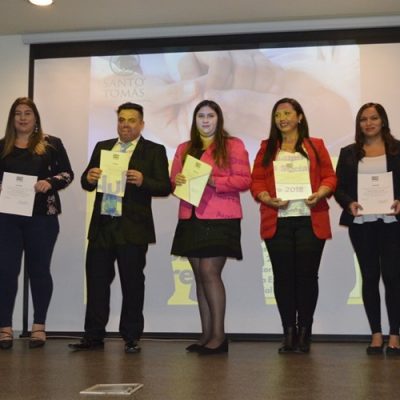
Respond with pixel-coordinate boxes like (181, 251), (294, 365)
(349, 220), (400, 335)
(265, 217), (325, 330)
(0, 214), (59, 326)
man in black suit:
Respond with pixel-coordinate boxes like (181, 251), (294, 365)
(69, 102), (171, 353)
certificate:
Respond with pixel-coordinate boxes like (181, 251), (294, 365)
(174, 155), (212, 207)
(98, 150), (131, 197)
(358, 172), (394, 215)
(0, 172), (37, 216)
(273, 158), (312, 200)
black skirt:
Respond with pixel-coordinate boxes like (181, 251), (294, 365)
(171, 214), (242, 260)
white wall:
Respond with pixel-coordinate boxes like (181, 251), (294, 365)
(0, 35), (30, 330)
(0, 35), (30, 121)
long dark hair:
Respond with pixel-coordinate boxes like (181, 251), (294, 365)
(354, 102), (399, 160)
(184, 100), (230, 168)
(2, 97), (46, 158)
(262, 98), (318, 166)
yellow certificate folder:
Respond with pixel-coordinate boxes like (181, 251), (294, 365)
(98, 150), (131, 197)
(273, 158), (312, 200)
(173, 155), (212, 207)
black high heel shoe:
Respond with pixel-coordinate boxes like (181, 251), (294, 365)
(366, 344), (384, 355)
(29, 330), (46, 349)
(186, 343), (203, 353)
(386, 346), (400, 356)
(0, 330), (13, 350)
(278, 327), (297, 354)
(198, 338), (229, 355)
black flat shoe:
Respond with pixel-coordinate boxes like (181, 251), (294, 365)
(386, 346), (400, 356)
(186, 343), (203, 353)
(29, 329), (46, 349)
(125, 341), (141, 354)
(366, 344), (384, 355)
(0, 331), (13, 350)
(198, 338), (228, 355)
(68, 338), (104, 351)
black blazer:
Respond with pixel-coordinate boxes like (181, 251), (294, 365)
(334, 141), (400, 226)
(0, 135), (74, 216)
(81, 136), (171, 244)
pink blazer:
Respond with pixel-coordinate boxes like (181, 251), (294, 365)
(171, 137), (251, 219)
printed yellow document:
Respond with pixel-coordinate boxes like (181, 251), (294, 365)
(174, 155), (212, 207)
(273, 158), (312, 200)
(98, 150), (131, 197)
(358, 171), (393, 215)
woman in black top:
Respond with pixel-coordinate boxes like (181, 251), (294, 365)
(0, 97), (73, 350)
(335, 103), (400, 355)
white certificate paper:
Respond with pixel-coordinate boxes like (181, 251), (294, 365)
(358, 171), (394, 215)
(174, 155), (212, 207)
(0, 172), (37, 216)
(273, 158), (312, 200)
(98, 150), (131, 197)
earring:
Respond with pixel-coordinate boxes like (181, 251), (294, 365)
(34, 124), (39, 133)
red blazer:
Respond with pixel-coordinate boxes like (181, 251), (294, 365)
(171, 137), (251, 219)
(251, 137), (337, 239)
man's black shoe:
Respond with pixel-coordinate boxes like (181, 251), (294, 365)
(125, 341), (141, 354)
(68, 338), (104, 351)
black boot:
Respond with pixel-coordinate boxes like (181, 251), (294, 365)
(278, 327), (297, 354)
(297, 327), (311, 353)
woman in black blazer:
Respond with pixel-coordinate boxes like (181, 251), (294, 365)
(0, 97), (73, 350)
(335, 102), (400, 355)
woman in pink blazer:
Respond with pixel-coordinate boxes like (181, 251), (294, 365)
(251, 98), (336, 354)
(171, 100), (251, 355)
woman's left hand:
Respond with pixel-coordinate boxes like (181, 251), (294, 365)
(390, 200), (400, 215)
(35, 180), (52, 193)
(305, 192), (320, 208)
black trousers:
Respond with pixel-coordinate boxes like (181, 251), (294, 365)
(265, 217), (325, 330)
(84, 218), (148, 342)
(0, 214), (59, 327)
(349, 220), (400, 335)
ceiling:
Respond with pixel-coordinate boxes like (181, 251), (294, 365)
(1, 0), (400, 38)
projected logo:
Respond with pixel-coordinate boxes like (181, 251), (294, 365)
(103, 58), (145, 100)
(168, 256), (197, 305)
(109, 55), (142, 76)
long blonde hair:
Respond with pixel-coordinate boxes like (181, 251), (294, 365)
(2, 97), (47, 158)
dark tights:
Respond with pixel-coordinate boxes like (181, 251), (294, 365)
(188, 256), (227, 348)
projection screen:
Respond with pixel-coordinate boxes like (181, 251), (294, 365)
(26, 34), (400, 336)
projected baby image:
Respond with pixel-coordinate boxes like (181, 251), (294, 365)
(33, 42), (365, 335)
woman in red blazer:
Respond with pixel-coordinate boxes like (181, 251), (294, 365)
(251, 98), (336, 353)
(171, 100), (251, 355)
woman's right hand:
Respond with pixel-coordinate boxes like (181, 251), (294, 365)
(175, 173), (187, 186)
(258, 191), (289, 209)
(348, 201), (363, 217)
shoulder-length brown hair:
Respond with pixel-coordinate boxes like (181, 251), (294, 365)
(354, 102), (399, 160)
(262, 97), (319, 166)
(2, 97), (47, 158)
(184, 100), (230, 168)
